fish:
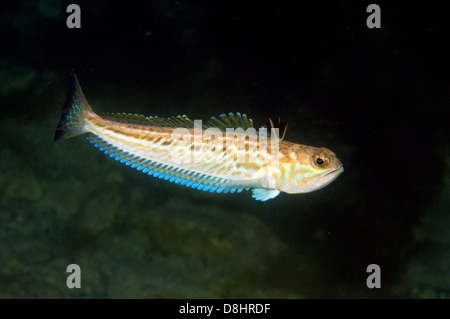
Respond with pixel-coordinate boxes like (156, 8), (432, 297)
(54, 71), (343, 201)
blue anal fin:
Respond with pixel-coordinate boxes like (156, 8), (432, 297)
(91, 142), (253, 198)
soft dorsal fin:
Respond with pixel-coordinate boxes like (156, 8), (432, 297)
(204, 112), (254, 130)
(101, 111), (288, 143)
(101, 113), (195, 127)
(267, 117), (288, 140)
(101, 112), (255, 130)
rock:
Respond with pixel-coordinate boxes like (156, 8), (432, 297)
(392, 151), (450, 298)
(40, 177), (84, 222)
(0, 58), (37, 96)
(78, 188), (122, 235)
(1, 170), (44, 201)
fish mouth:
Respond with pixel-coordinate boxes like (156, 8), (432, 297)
(324, 165), (344, 177)
(308, 164), (343, 191)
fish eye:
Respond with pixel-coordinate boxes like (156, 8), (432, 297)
(313, 154), (330, 168)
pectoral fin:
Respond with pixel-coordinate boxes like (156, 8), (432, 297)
(252, 188), (280, 201)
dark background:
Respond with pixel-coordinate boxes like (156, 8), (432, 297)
(0, 0), (448, 298)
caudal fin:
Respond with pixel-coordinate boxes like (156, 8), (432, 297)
(54, 70), (93, 141)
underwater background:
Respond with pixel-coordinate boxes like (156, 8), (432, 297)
(0, 0), (448, 298)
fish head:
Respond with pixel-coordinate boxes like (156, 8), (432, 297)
(282, 146), (344, 194)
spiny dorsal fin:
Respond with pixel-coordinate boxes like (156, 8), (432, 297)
(101, 113), (195, 127)
(204, 112), (254, 130)
(267, 116), (288, 140)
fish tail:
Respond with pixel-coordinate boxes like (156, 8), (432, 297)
(54, 70), (93, 141)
